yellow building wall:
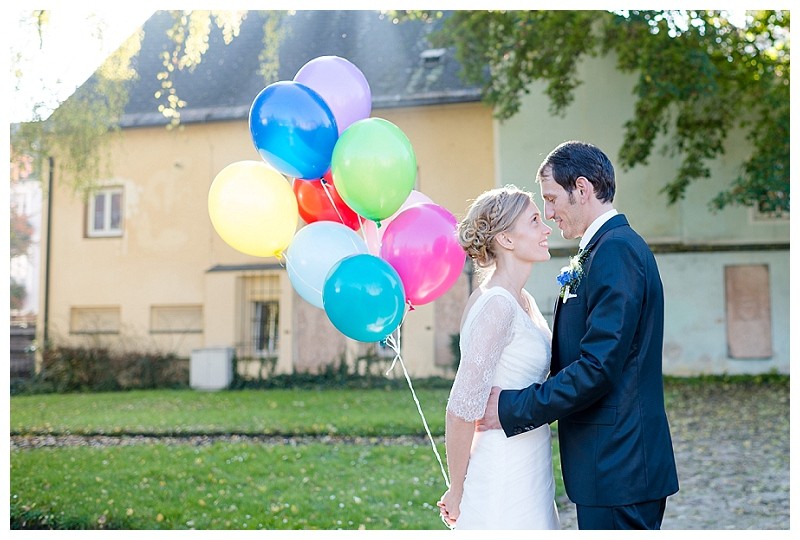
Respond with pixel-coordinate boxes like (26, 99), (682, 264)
(39, 101), (495, 379)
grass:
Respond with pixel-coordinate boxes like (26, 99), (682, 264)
(10, 387), (529, 530)
(10, 388), (452, 436)
(11, 440), (448, 529)
(13, 376), (786, 530)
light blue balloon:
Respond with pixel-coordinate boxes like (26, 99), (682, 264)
(286, 222), (369, 309)
(323, 254), (406, 342)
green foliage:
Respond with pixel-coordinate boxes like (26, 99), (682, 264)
(10, 280), (27, 311)
(11, 10), (281, 191)
(10, 205), (34, 258)
(664, 370), (788, 388)
(449, 333), (460, 370)
(11, 51), (134, 196)
(33, 347), (188, 394)
(400, 9), (789, 213)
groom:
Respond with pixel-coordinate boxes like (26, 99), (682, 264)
(478, 141), (679, 529)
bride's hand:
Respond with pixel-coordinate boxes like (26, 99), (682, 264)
(476, 386), (502, 431)
(437, 488), (462, 528)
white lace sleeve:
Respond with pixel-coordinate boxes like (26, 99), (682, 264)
(446, 293), (516, 421)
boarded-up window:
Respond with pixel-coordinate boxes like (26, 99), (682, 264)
(725, 265), (772, 359)
(70, 306), (121, 334)
(151, 305), (203, 333)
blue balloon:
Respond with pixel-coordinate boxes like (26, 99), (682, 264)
(249, 81), (338, 180)
(323, 254), (406, 342)
(286, 221), (369, 309)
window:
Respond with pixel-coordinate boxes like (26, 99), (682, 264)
(238, 274), (281, 361)
(88, 187), (123, 237)
(725, 265), (772, 359)
(752, 198), (789, 221)
(253, 300), (279, 356)
(70, 306), (121, 334)
(150, 305), (203, 334)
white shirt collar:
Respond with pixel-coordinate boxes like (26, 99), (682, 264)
(579, 209), (618, 250)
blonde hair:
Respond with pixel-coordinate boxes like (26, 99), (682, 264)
(458, 185), (534, 269)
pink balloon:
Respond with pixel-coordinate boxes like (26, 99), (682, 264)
(380, 203), (466, 306)
(362, 190), (433, 254)
(294, 56), (372, 135)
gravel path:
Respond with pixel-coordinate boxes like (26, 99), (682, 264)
(11, 382), (789, 530)
(555, 381), (790, 530)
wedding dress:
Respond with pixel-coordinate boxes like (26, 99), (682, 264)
(447, 286), (560, 530)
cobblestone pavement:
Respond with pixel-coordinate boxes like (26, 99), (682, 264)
(555, 381), (790, 530)
(12, 382), (789, 530)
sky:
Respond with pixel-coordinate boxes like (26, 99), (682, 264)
(7, 7), (155, 124)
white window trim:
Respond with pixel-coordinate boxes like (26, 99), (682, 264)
(751, 202), (789, 222)
(87, 186), (124, 237)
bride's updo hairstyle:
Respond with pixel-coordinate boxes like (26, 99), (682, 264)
(458, 185), (533, 269)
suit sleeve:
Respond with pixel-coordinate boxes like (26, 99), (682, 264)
(498, 236), (646, 436)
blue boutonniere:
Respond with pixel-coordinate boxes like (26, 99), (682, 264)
(557, 249), (590, 303)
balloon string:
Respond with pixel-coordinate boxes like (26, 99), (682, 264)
(283, 253), (322, 297)
(355, 215), (381, 254)
(320, 178), (347, 227)
(384, 329), (450, 489)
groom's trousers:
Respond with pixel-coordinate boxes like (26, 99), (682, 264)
(576, 498), (667, 530)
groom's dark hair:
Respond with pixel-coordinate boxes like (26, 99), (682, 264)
(537, 141), (616, 203)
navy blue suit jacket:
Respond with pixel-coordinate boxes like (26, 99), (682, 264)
(498, 214), (679, 507)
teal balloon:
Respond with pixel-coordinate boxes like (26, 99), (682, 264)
(330, 118), (417, 222)
(323, 254), (406, 342)
(286, 222), (369, 309)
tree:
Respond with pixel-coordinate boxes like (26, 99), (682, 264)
(10, 207), (33, 259)
(12, 10), (788, 213)
(10, 206), (33, 313)
(10, 10), (265, 194)
(395, 10), (789, 214)
(11, 280), (27, 312)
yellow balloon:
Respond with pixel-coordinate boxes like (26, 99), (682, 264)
(208, 161), (298, 258)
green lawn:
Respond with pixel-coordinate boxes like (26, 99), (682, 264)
(11, 440), (449, 529)
(10, 388), (451, 436)
(11, 387), (563, 530)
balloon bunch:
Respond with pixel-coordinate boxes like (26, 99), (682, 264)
(208, 55), (465, 343)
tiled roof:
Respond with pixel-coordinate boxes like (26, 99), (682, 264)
(118, 10), (483, 128)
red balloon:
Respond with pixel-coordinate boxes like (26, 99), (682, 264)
(292, 172), (362, 230)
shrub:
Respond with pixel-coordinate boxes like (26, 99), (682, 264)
(27, 346), (189, 393)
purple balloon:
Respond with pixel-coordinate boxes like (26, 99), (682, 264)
(294, 56), (372, 135)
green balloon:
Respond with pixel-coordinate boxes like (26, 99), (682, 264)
(330, 118), (417, 222)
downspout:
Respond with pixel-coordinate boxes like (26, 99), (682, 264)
(43, 156), (53, 347)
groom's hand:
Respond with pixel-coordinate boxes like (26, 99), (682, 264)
(476, 386), (502, 431)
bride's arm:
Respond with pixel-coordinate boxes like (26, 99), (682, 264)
(438, 412), (475, 525)
(439, 294), (515, 525)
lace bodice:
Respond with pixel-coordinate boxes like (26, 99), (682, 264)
(447, 287), (552, 421)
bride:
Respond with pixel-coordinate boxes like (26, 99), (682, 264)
(438, 185), (560, 530)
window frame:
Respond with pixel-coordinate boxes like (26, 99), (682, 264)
(87, 186), (124, 238)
